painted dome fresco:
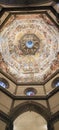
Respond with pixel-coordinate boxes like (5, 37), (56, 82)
(0, 13), (59, 84)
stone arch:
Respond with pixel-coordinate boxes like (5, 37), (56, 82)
(10, 101), (51, 121)
(7, 101), (54, 130)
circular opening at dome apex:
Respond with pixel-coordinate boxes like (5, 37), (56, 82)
(26, 41), (34, 48)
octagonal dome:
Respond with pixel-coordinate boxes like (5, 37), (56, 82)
(0, 13), (59, 84)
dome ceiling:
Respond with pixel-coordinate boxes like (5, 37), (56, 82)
(0, 12), (59, 84)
